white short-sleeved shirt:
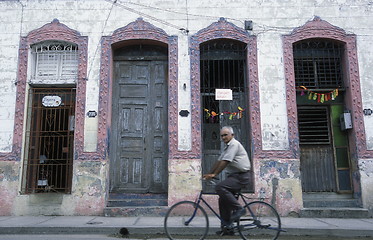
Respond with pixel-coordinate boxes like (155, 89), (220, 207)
(218, 138), (251, 174)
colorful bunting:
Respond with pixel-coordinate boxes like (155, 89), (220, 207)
(298, 86), (339, 103)
(204, 107), (245, 121)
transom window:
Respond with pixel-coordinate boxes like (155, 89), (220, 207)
(31, 41), (78, 82)
(293, 39), (344, 89)
(200, 39), (246, 93)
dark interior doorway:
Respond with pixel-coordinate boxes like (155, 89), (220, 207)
(200, 39), (252, 193)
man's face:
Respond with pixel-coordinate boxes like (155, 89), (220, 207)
(220, 128), (233, 143)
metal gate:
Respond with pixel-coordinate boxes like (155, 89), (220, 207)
(200, 39), (252, 192)
(22, 88), (75, 193)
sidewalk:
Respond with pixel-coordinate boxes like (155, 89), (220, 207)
(0, 216), (373, 238)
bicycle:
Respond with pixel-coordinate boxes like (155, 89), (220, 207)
(164, 186), (285, 240)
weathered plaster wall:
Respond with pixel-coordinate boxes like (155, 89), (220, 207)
(357, 34), (373, 150)
(0, 2), (21, 152)
(255, 159), (303, 216)
(257, 33), (289, 150)
(1, 0), (371, 154)
(12, 160), (107, 216)
(168, 158), (202, 205)
(359, 159), (373, 215)
(69, 160), (107, 215)
(177, 33), (192, 151)
(0, 162), (19, 215)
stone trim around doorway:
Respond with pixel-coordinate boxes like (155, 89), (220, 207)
(98, 18), (179, 160)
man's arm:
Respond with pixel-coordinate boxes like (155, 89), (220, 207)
(203, 160), (229, 180)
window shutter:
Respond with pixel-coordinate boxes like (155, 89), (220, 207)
(32, 42), (78, 82)
(61, 52), (78, 79)
(36, 53), (59, 77)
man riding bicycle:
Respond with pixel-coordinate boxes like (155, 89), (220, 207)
(203, 126), (251, 236)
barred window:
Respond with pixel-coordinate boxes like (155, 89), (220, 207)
(31, 41), (78, 81)
(200, 39), (246, 93)
(293, 40), (344, 89)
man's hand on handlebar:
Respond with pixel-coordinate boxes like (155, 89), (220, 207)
(203, 173), (217, 180)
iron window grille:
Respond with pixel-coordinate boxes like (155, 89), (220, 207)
(200, 39), (246, 124)
(293, 39), (344, 90)
(200, 39), (246, 93)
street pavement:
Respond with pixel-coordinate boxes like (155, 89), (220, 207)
(0, 216), (373, 238)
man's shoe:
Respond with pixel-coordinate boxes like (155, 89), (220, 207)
(216, 229), (235, 236)
(230, 207), (246, 222)
(216, 224), (234, 236)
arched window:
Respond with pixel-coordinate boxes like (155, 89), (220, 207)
(293, 39), (344, 89)
(31, 41), (79, 84)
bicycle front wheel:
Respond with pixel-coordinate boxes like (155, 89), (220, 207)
(164, 200), (209, 240)
(238, 201), (281, 240)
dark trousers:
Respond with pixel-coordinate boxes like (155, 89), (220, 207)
(215, 171), (251, 226)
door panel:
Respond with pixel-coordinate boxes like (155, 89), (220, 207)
(300, 146), (336, 192)
(116, 104), (147, 190)
(111, 61), (168, 193)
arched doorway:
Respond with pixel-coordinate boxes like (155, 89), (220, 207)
(110, 42), (169, 194)
(200, 39), (251, 192)
(283, 17), (368, 215)
(294, 39), (352, 193)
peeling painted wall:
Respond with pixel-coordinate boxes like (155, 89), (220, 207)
(70, 161), (107, 215)
(8, 160), (107, 216)
(255, 159), (303, 216)
(358, 159), (373, 213)
(0, 162), (19, 215)
(168, 159), (202, 205)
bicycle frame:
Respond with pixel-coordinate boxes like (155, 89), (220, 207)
(186, 190), (251, 225)
(184, 191), (217, 225)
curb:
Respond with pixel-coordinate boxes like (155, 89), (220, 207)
(1, 226), (373, 238)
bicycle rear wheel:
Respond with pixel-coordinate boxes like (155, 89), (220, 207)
(164, 200), (209, 240)
(238, 201), (281, 240)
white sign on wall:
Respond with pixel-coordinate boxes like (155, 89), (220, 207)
(215, 89), (232, 100)
(42, 96), (62, 107)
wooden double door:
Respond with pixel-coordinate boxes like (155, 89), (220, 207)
(110, 60), (168, 194)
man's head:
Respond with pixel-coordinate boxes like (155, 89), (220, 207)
(220, 126), (234, 143)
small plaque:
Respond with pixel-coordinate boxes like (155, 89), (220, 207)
(42, 96), (62, 107)
(179, 110), (190, 117)
(87, 110), (98, 118)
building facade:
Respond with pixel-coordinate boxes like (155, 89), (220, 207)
(0, 0), (372, 217)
